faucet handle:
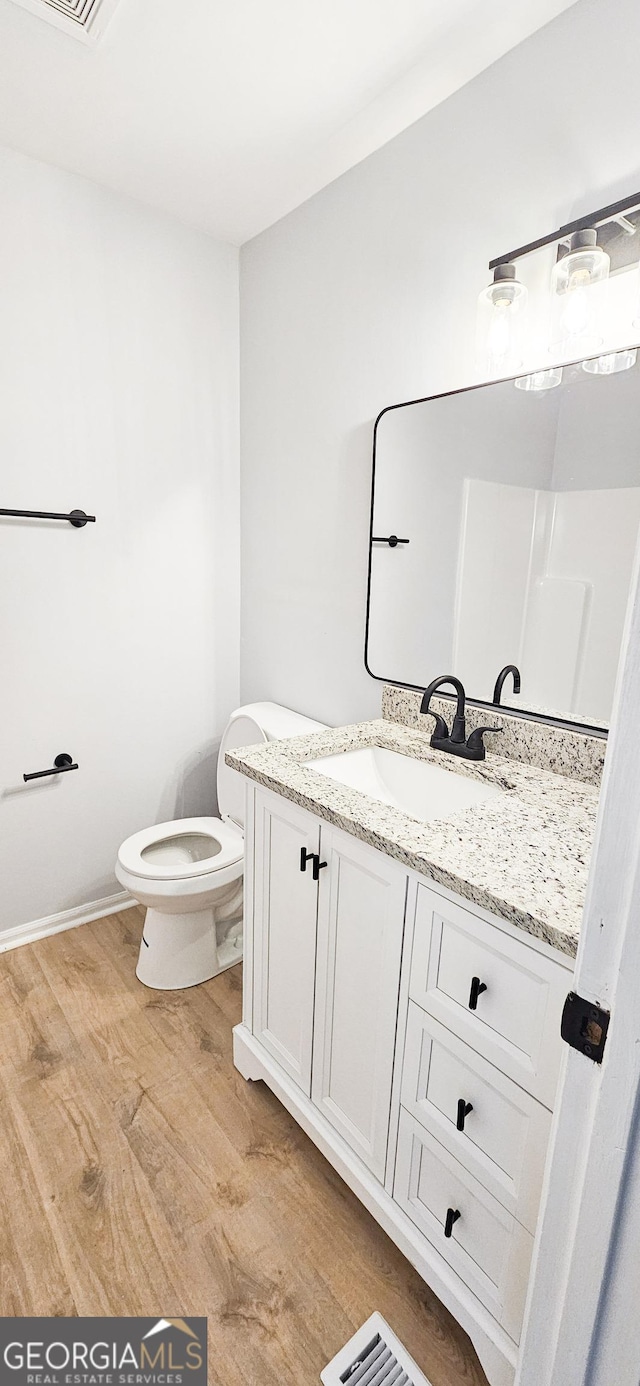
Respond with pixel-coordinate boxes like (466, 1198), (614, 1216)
(424, 711), (450, 741)
(465, 725), (503, 759)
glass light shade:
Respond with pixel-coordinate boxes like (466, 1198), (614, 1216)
(582, 347), (637, 376)
(632, 265), (640, 328)
(477, 265), (528, 375)
(515, 367), (563, 392)
(549, 230), (610, 356)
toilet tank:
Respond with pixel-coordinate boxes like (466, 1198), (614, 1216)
(217, 702), (328, 829)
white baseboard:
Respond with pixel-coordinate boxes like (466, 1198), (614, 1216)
(0, 891), (136, 954)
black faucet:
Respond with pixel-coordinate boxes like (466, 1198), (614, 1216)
(493, 664), (521, 706)
(420, 674), (502, 762)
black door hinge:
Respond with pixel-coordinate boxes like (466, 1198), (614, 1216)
(561, 992), (610, 1063)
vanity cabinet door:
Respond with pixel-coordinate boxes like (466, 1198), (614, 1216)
(252, 789), (320, 1094)
(312, 825), (408, 1181)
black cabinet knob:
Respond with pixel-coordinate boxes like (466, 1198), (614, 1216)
(456, 1099), (473, 1132)
(444, 1208), (461, 1239)
(312, 855), (328, 881)
(300, 848), (315, 873)
(468, 976), (487, 1010)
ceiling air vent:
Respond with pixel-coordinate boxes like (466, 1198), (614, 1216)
(6, 0), (122, 42)
(321, 1314), (432, 1386)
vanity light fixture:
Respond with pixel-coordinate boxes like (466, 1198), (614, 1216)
(476, 263), (528, 375)
(483, 190), (640, 381)
(515, 367), (563, 392)
(549, 230), (610, 356)
(582, 347), (637, 376)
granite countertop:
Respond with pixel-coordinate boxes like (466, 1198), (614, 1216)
(226, 719), (600, 959)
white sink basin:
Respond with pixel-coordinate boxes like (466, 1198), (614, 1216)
(305, 745), (504, 823)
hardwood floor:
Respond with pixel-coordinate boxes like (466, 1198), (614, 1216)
(0, 907), (488, 1386)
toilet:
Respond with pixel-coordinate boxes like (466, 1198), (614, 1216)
(115, 702), (326, 990)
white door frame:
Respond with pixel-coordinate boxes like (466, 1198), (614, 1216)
(517, 545), (640, 1386)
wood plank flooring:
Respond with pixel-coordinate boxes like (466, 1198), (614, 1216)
(0, 907), (488, 1386)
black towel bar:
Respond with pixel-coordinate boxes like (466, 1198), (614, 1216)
(24, 753), (78, 783)
(0, 508), (95, 527)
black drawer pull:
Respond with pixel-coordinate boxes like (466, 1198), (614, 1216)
(456, 1099), (473, 1132)
(468, 976), (487, 1010)
(444, 1207), (461, 1239)
(300, 848), (314, 873)
(312, 855), (328, 881)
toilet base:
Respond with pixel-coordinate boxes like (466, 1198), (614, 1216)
(136, 895), (243, 990)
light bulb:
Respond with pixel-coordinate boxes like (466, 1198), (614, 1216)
(487, 304), (511, 361)
(633, 264), (640, 328)
(477, 264), (528, 374)
(560, 282), (590, 337)
(550, 229), (609, 356)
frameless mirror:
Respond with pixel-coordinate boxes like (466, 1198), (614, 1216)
(365, 350), (640, 731)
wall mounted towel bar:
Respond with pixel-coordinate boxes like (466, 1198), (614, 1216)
(24, 753), (78, 782)
(0, 508), (95, 527)
(372, 534), (410, 547)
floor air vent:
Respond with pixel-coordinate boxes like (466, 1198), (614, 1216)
(321, 1314), (432, 1386)
(7, 0), (122, 41)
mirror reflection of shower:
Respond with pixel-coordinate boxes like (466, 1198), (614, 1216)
(367, 351), (640, 728)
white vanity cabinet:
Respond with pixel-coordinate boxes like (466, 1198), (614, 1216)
(312, 824), (407, 1179)
(391, 884), (567, 1346)
(252, 787), (407, 1168)
(235, 783), (574, 1386)
(252, 792), (320, 1092)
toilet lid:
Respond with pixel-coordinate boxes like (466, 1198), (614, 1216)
(117, 816), (243, 881)
(217, 714), (267, 828)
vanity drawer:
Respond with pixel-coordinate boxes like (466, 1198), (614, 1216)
(409, 885), (568, 1106)
(394, 1109), (533, 1343)
(401, 1002), (552, 1231)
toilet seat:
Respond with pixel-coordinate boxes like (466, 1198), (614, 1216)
(116, 702), (329, 990)
(117, 815), (243, 881)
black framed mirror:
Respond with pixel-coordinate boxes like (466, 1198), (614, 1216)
(365, 347), (640, 735)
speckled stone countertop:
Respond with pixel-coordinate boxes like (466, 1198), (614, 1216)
(382, 685), (606, 786)
(227, 719), (599, 959)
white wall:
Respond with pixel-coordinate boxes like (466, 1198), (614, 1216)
(240, 0), (640, 727)
(0, 146), (240, 932)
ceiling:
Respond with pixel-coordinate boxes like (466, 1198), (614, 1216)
(0, 0), (579, 244)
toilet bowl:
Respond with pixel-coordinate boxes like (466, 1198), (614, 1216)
(115, 702), (326, 990)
